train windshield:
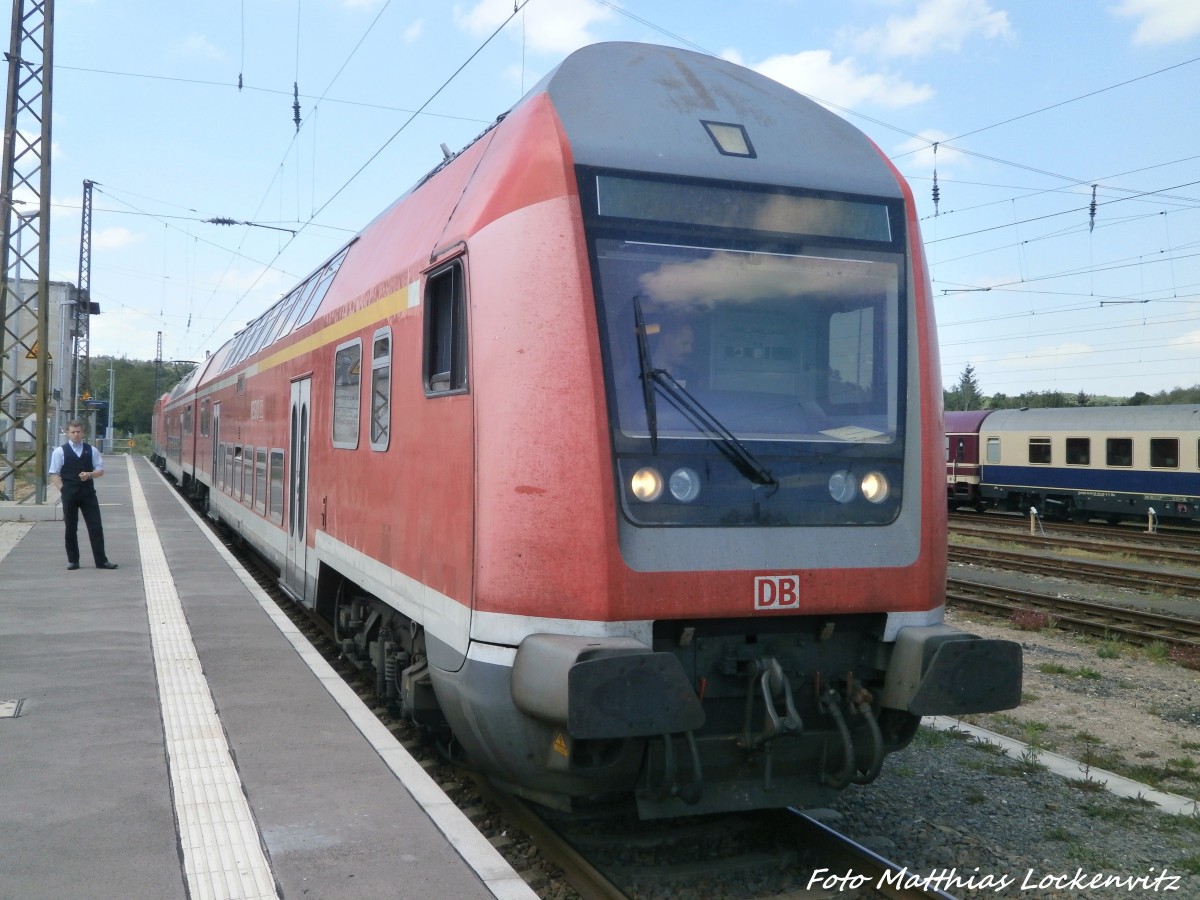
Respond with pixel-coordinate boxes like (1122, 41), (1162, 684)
(582, 171), (908, 527)
(599, 241), (900, 444)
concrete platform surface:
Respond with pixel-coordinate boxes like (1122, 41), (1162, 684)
(0, 455), (535, 900)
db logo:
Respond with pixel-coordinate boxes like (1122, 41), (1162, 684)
(754, 575), (801, 610)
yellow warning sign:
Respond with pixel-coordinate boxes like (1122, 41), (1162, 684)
(25, 340), (49, 360)
(553, 733), (569, 758)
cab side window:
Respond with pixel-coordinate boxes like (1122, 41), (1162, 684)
(424, 261), (467, 394)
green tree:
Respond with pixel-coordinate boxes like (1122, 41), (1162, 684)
(90, 356), (187, 435)
(946, 363), (982, 410)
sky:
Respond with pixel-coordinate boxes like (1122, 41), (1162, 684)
(22, 0), (1200, 400)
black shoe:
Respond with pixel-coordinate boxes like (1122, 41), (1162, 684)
(97, 562), (118, 570)
(67, 562), (79, 570)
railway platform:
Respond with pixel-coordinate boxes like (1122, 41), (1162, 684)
(0, 455), (535, 900)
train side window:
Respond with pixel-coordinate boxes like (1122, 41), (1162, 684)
(986, 436), (1000, 463)
(216, 442), (226, 490)
(254, 449), (268, 515)
(1028, 436), (1051, 465)
(1106, 438), (1132, 467)
(232, 447), (243, 500)
(224, 445), (234, 492)
(370, 327), (391, 451)
(269, 450), (285, 524)
(295, 245), (351, 329)
(200, 399), (211, 437)
(1150, 438), (1178, 469)
(424, 261), (467, 394)
(243, 446), (255, 506)
(1065, 437), (1090, 466)
(332, 338), (362, 449)
(955, 438), (966, 462)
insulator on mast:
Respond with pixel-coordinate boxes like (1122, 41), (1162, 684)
(931, 142), (940, 216)
(1089, 184), (1098, 233)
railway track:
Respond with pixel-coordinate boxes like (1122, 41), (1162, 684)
(950, 511), (1200, 553)
(947, 544), (1200, 594)
(949, 519), (1200, 569)
(947, 577), (1200, 651)
(482, 781), (960, 900)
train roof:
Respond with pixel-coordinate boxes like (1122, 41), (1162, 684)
(981, 405), (1200, 433)
(529, 42), (903, 199)
(945, 410), (992, 433)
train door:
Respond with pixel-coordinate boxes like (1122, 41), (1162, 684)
(284, 377), (313, 606)
(211, 403), (220, 483)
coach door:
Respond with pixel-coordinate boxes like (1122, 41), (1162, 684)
(284, 378), (313, 606)
(211, 403), (220, 482)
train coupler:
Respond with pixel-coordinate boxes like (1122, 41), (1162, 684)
(738, 656), (803, 753)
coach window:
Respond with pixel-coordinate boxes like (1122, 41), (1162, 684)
(1106, 438), (1133, 467)
(1150, 438), (1178, 469)
(224, 445), (234, 492)
(1065, 437), (1090, 466)
(200, 399), (211, 437)
(986, 436), (1000, 463)
(233, 447), (244, 500)
(254, 449), (268, 515)
(332, 338), (362, 449)
(1028, 436), (1051, 465)
(370, 327), (391, 451)
(243, 446), (255, 506)
(269, 450), (284, 523)
(424, 261), (467, 394)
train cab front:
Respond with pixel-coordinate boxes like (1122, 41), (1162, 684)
(542, 169), (1023, 818)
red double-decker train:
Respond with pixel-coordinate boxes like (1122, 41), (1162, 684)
(153, 42), (1020, 819)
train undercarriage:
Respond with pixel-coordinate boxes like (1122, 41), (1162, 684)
(322, 582), (1020, 819)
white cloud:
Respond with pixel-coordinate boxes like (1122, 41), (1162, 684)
(1112, 0), (1200, 44)
(404, 19), (425, 43)
(94, 227), (144, 251)
(455, 0), (614, 55)
(1168, 329), (1200, 349)
(854, 0), (1013, 59)
(178, 34), (224, 61)
(752, 50), (934, 109)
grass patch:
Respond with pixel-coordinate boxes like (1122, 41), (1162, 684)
(1037, 661), (1103, 679)
(1145, 641), (1170, 663)
(1175, 855), (1200, 876)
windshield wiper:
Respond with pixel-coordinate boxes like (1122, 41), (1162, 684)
(633, 295), (659, 453)
(632, 295), (776, 490)
(650, 368), (778, 490)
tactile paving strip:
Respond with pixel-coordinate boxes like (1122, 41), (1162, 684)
(128, 457), (279, 899)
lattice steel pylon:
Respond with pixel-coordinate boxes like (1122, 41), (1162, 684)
(0, 0), (54, 503)
(73, 177), (92, 418)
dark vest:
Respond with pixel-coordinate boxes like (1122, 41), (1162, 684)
(60, 442), (97, 495)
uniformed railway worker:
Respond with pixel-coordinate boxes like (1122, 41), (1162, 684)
(48, 419), (118, 571)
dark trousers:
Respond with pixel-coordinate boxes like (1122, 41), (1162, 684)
(62, 488), (107, 566)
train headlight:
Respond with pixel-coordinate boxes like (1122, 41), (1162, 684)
(631, 467), (664, 502)
(828, 470), (856, 503)
(668, 467), (701, 503)
(861, 471), (889, 503)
